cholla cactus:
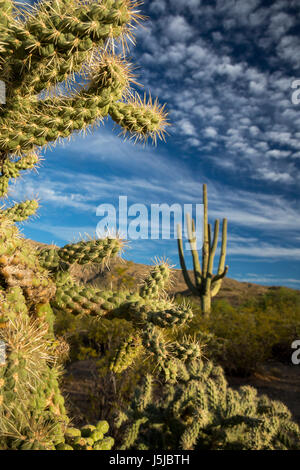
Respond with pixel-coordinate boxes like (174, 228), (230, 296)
(0, 0), (168, 450)
(110, 334), (143, 374)
(57, 421), (114, 450)
(97, 261), (195, 382)
(38, 235), (124, 316)
(116, 359), (300, 450)
(42, 253), (194, 382)
(0, 215), (67, 449)
(48, 255), (195, 382)
(0, 213), (119, 449)
(177, 184), (228, 316)
(0, 0), (168, 218)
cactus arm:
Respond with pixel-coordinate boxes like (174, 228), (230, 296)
(1, 94), (112, 154)
(8, 0), (138, 95)
(211, 265), (228, 285)
(14, 151), (40, 170)
(1, 63), (167, 154)
(177, 223), (198, 295)
(139, 263), (171, 299)
(208, 222), (212, 250)
(2, 199), (38, 221)
(0, 175), (9, 196)
(186, 213), (202, 289)
(216, 218), (227, 276)
(207, 219), (219, 277)
(110, 335), (143, 374)
(57, 237), (123, 266)
(0, 153), (39, 198)
(0, 2), (25, 64)
(0, 0), (13, 28)
(202, 184), (209, 278)
(211, 218), (228, 297)
(130, 297), (193, 328)
(108, 95), (168, 144)
(52, 283), (109, 317)
(205, 219), (219, 293)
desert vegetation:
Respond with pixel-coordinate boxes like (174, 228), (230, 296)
(0, 0), (299, 451)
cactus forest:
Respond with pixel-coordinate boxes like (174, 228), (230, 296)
(0, 0), (299, 452)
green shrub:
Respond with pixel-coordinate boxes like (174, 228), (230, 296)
(55, 311), (151, 421)
(176, 290), (300, 375)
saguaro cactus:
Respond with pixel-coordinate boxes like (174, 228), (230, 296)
(0, 0), (168, 215)
(177, 184), (228, 316)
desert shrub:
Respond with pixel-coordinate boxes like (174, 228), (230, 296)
(209, 305), (277, 375)
(107, 263), (136, 290)
(55, 311), (134, 362)
(55, 311), (151, 421)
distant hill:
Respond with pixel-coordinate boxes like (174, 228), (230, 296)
(32, 240), (297, 306)
(70, 258), (288, 307)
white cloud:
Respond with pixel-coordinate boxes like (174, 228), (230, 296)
(229, 242), (300, 260)
(277, 35), (300, 68)
(235, 273), (300, 286)
(149, 0), (166, 14)
(266, 150), (291, 159)
(268, 12), (295, 40)
(165, 16), (194, 42)
(204, 127), (218, 138)
(176, 119), (197, 137)
(131, 1), (300, 188)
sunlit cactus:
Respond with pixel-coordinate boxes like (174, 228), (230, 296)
(0, 0), (168, 218)
(177, 184), (228, 316)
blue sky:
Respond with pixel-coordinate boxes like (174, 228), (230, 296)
(12, 0), (300, 288)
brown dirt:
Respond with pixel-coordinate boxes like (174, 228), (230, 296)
(62, 360), (103, 427)
(228, 361), (300, 425)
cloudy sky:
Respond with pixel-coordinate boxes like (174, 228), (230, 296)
(13, 0), (300, 288)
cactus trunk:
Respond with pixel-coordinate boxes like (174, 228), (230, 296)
(201, 294), (211, 317)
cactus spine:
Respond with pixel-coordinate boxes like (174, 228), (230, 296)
(177, 184), (228, 315)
